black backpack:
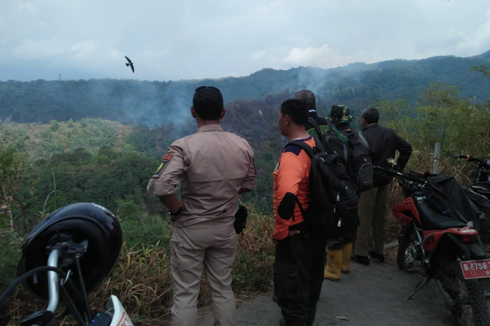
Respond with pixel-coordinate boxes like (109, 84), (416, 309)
(339, 128), (373, 192)
(308, 117), (348, 165)
(286, 137), (359, 238)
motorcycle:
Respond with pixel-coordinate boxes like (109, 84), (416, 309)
(453, 155), (490, 232)
(375, 166), (490, 326)
(0, 202), (134, 326)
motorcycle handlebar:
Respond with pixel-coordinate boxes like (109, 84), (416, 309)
(373, 166), (426, 184)
(453, 154), (481, 163)
(373, 165), (400, 176)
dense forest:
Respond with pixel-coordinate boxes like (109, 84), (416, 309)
(2, 54), (490, 324)
(2, 51), (490, 129)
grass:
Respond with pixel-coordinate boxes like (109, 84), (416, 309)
(0, 208), (275, 326)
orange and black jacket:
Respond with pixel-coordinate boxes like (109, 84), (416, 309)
(273, 136), (315, 240)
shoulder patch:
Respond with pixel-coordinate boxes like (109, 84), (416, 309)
(161, 153), (174, 161)
(153, 153), (174, 178)
(284, 144), (302, 156)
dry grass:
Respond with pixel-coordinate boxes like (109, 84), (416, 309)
(1, 210), (275, 326)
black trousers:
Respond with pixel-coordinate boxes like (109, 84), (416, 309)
(274, 231), (327, 323)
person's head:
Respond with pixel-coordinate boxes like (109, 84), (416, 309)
(329, 104), (352, 125)
(293, 89), (316, 111)
(191, 86), (224, 121)
(278, 99), (308, 137)
(360, 107), (379, 128)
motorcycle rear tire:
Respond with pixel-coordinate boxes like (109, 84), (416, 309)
(445, 261), (490, 326)
(397, 223), (415, 270)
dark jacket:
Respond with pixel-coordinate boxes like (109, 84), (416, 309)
(362, 123), (412, 187)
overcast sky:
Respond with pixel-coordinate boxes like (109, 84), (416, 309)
(1, 0), (490, 82)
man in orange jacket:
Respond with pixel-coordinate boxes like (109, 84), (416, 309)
(273, 98), (326, 326)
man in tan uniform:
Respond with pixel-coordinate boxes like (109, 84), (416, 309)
(147, 86), (256, 326)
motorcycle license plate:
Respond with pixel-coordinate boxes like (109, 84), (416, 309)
(460, 260), (490, 279)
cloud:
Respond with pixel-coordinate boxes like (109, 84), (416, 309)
(12, 39), (68, 59)
(282, 44), (361, 69)
(2, 0), (490, 81)
(12, 38), (123, 63)
(70, 41), (98, 59)
(251, 50), (266, 60)
(19, 2), (37, 15)
(415, 11), (490, 57)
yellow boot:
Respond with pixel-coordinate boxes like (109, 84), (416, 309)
(341, 242), (354, 274)
(324, 249), (342, 281)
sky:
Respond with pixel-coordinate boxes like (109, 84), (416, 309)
(1, 0), (490, 82)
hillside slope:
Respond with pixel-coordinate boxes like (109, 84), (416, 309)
(1, 52), (489, 128)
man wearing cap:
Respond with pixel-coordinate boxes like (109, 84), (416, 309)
(293, 90), (353, 283)
(147, 86), (256, 325)
(325, 104), (362, 280)
(355, 107), (412, 265)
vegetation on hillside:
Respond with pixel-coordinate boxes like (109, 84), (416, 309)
(1, 76), (490, 324)
(2, 53), (490, 129)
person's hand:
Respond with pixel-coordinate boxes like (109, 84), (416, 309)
(289, 230), (300, 237)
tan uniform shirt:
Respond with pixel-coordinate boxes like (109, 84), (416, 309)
(148, 124), (256, 226)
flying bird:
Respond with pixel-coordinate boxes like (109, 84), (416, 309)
(125, 56), (135, 73)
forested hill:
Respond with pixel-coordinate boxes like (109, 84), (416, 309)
(1, 52), (490, 128)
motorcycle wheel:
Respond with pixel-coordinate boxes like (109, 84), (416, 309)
(397, 223), (416, 270)
(445, 261), (490, 326)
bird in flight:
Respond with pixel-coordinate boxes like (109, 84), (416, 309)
(125, 56), (134, 73)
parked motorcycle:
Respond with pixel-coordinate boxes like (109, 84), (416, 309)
(453, 155), (490, 229)
(375, 166), (490, 326)
(0, 202), (134, 326)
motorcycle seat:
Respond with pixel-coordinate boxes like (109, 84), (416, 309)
(415, 200), (467, 230)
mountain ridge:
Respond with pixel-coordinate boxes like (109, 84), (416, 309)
(1, 51), (489, 128)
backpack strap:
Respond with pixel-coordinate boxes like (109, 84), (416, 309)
(286, 139), (339, 179)
(308, 117), (325, 143)
(285, 137), (326, 158)
(357, 132), (370, 150)
(325, 118), (336, 136)
(308, 117), (339, 148)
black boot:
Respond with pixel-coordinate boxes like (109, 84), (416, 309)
(355, 255), (370, 265)
(368, 250), (385, 263)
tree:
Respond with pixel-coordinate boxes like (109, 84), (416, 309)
(470, 65), (490, 79)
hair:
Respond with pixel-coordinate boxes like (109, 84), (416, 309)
(361, 107), (379, 124)
(293, 89), (316, 110)
(192, 86), (224, 120)
(281, 99), (308, 125)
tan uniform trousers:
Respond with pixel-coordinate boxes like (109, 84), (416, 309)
(355, 184), (390, 257)
(170, 218), (237, 326)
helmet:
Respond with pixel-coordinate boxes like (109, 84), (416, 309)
(18, 203), (123, 299)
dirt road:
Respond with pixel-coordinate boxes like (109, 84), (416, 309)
(197, 260), (453, 326)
